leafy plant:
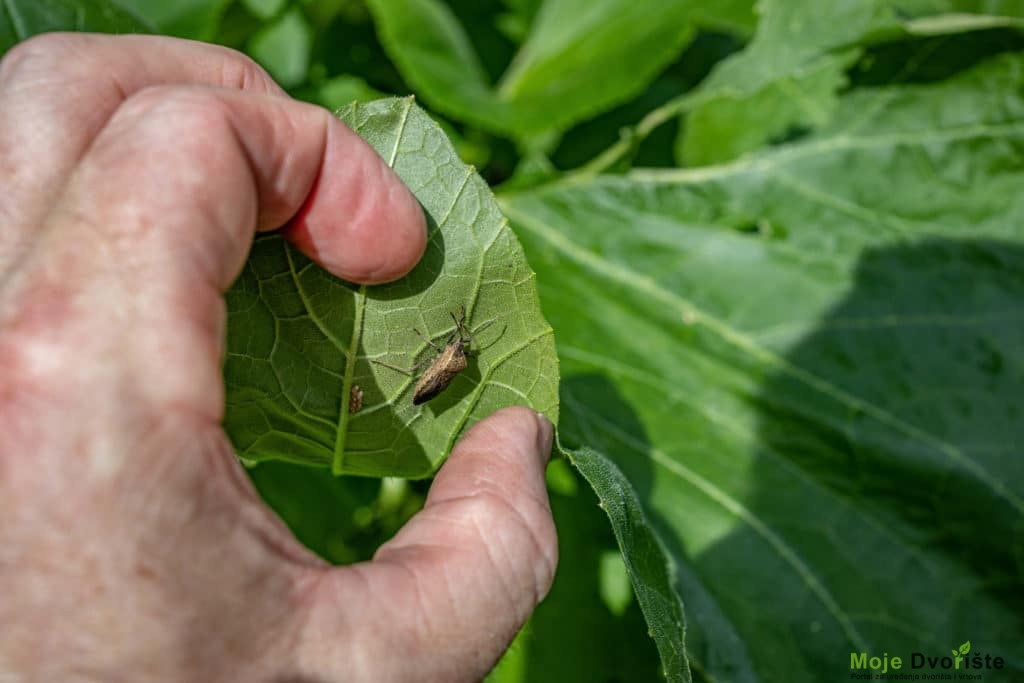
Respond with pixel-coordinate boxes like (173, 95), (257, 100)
(5, 1), (1024, 681)
(0, 0), (151, 51)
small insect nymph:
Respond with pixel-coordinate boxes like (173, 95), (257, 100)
(374, 306), (483, 405)
(348, 384), (364, 414)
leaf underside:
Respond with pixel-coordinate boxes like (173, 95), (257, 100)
(224, 98), (559, 477)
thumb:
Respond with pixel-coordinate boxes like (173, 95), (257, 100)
(295, 407), (558, 683)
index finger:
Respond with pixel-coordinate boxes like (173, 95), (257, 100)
(0, 33), (359, 278)
(0, 35), (425, 419)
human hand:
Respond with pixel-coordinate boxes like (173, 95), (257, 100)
(0, 34), (556, 682)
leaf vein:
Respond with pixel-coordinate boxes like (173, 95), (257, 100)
(507, 206), (1024, 516)
(388, 96), (413, 167)
(627, 121), (1024, 185)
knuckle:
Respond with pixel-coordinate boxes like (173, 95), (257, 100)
(1, 32), (75, 62)
(210, 48), (281, 93)
(83, 86), (250, 275)
(0, 288), (77, 459)
(109, 86), (243, 176)
(0, 33), (101, 86)
(121, 85), (235, 137)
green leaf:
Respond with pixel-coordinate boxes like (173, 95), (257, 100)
(307, 74), (385, 111)
(692, 0), (757, 36)
(246, 6), (312, 88)
(241, 0), (287, 21)
(599, 548), (634, 617)
(501, 52), (1024, 680)
(570, 446), (691, 682)
(248, 460), (388, 564)
(0, 0), (150, 54)
(679, 0), (1024, 166)
(224, 97), (559, 477)
(960, 640), (971, 655)
(113, 0), (228, 40)
(365, 0), (698, 139)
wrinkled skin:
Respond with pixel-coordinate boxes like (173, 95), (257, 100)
(0, 33), (557, 683)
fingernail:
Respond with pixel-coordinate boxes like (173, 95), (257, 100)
(535, 412), (553, 463)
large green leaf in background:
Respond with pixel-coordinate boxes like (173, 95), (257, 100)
(0, 0), (150, 52)
(224, 98), (559, 477)
(114, 0), (228, 40)
(501, 52), (1024, 681)
(246, 5), (312, 88)
(678, 0), (1024, 166)
(364, 0), (739, 140)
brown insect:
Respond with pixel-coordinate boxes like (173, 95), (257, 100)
(348, 384), (364, 414)
(374, 306), (486, 405)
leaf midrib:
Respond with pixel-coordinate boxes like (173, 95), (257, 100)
(627, 121), (1024, 186)
(565, 384), (869, 654)
(281, 244), (364, 475)
(561, 344), (952, 644)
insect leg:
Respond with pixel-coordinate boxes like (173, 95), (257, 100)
(371, 356), (432, 375)
(412, 327), (444, 351)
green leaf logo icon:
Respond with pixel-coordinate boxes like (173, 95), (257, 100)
(952, 641), (971, 669)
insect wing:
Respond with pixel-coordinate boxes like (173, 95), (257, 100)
(412, 344), (468, 404)
(413, 369), (453, 404)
